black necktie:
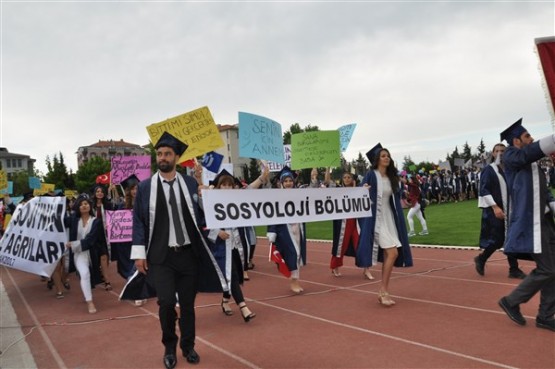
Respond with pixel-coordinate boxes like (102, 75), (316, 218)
(165, 179), (186, 245)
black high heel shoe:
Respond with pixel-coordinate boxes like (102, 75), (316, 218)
(240, 305), (256, 323)
(221, 299), (233, 316)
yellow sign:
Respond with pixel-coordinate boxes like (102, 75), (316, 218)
(33, 183), (55, 196)
(0, 170), (7, 191)
(64, 190), (79, 199)
(146, 106), (225, 163)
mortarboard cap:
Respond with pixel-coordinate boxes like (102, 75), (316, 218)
(209, 169), (241, 188)
(277, 166), (297, 182)
(500, 118), (527, 145)
(365, 143), (383, 165)
(121, 174), (140, 190)
(154, 132), (188, 157)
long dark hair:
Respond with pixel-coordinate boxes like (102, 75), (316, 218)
(371, 148), (400, 191)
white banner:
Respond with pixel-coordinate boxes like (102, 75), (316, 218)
(0, 196), (67, 277)
(201, 187), (372, 228)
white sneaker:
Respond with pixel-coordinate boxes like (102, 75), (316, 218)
(419, 230), (429, 236)
(407, 231), (416, 237)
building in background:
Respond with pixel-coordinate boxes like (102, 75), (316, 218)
(0, 147), (35, 177)
(215, 124), (250, 178)
(77, 139), (149, 168)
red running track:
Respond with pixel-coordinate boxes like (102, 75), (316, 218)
(1, 239), (553, 369)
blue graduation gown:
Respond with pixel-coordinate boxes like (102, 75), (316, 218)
(478, 163), (506, 249)
(355, 170), (413, 268)
(504, 137), (555, 254)
(267, 223), (307, 272)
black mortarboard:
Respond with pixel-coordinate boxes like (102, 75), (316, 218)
(209, 169), (241, 187)
(500, 118), (527, 145)
(121, 174), (140, 190)
(22, 191), (34, 202)
(154, 131), (188, 156)
(277, 166), (297, 182)
(365, 143), (383, 165)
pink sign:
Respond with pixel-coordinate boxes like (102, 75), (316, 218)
(111, 155), (151, 184)
(105, 210), (133, 243)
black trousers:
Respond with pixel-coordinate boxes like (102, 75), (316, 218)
(150, 246), (198, 353)
(506, 214), (555, 320)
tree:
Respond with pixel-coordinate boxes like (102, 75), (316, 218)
(74, 156), (111, 193)
(353, 152), (369, 177)
(475, 138), (486, 161)
(44, 152), (74, 190)
(462, 142), (472, 162)
(10, 170), (31, 196)
(246, 158), (261, 183)
(402, 155), (416, 172)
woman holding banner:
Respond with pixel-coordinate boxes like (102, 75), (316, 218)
(267, 166), (307, 294)
(204, 170), (256, 322)
(356, 144), (413, 307)
(329, 171), (373, 279)
(65, 195), (106, 314)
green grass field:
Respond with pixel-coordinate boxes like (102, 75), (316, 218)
(255, 199), (481, 247)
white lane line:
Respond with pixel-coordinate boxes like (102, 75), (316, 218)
(196, 336), (262, 369)
(255, 299), (519, 369)
(4, 267), (67, 369)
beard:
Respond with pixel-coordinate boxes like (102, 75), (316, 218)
(157, 160), (175, 173)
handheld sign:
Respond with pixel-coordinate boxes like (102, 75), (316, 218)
(238, 112), (284, 163)
(146, 106), (225, 163)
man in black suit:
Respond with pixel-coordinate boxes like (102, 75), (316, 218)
(131, 132), (226, 368)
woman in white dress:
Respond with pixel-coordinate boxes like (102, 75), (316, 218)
(356, 144), (413, 306)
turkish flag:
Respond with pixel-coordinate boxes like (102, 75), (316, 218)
(96, 172), (111, 184)
(269, 243), (291, 278)
(536, 37), (555, 116)
(179, 159), (196, 168)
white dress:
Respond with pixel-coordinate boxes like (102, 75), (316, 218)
(376, 178), (402, 249)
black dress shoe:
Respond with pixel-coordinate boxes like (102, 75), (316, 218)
(498, 297), (526, 326)
(163, 353), (177, 369)
(508, 269), (527, 279)
(474, 255), (485, 276)
(536, 317), (555, 331)
(183, 348), (200, 364)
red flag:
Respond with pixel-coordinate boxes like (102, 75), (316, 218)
(180, 159), (196, 168)
(269, 243), (291, 278)
(536, 37), (555, 119)
(96, 172), (111, 185)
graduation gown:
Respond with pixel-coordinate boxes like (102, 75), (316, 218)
(478, 163), (507, 249)
(206, 227), (246, 288)
(65, 215), (105, 286)
(355, 170), (413, 268)
(331, 218), (359, 258)
(504, 137), (555, 254)
(131, 172), (228, 293)
(267, 223), (307, 272)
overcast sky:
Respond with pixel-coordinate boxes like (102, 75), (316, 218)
(1, 1), (554, 175)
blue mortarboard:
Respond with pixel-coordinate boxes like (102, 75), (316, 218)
(154, 132), (188, 156)
(277, 166), (297, 182)
(365, 143), (383, 165)
(500, 118), (527, 145)
(121, 174), (140, 190)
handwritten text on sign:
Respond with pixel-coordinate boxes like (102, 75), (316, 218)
(201, 187), (372, 228)
(105, 210), (133, 243)
(111, 156), (151, 184)
(291, 130), (340, 169)
(146, 106), (224, 163)
(238, 112), (284, 163)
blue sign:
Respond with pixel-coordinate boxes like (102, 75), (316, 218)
(202, 151), (224, 173)
(238, 112), (284, 163)
(29, 176), (41, 189)
(338, 123), (357, 152)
